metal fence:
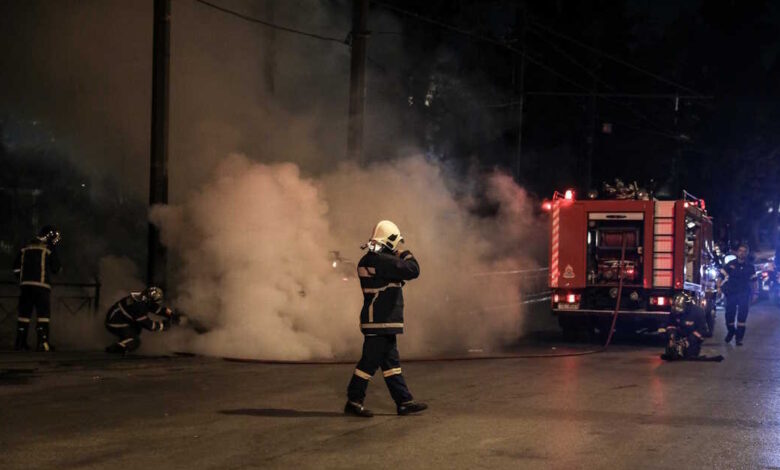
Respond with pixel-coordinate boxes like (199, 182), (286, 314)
(0, 280), (101, 347)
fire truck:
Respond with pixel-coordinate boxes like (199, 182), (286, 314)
(545, 188), (718, 338)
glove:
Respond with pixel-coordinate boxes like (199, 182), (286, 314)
(398, 250), (414, 260)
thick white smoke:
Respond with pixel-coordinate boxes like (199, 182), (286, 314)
(151, 153), (544, 360)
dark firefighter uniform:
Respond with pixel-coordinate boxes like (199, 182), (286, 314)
(104, 292), (170, 354)
(662, 298), (707, 360)
(720, 258), (756, 345)
(12, 236), (61, 351)
(346, 249), (420, 414)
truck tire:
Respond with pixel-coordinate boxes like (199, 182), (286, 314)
(558, 317), (580, 342)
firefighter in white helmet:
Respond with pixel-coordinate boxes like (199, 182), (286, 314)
(344, 220), (428, 417)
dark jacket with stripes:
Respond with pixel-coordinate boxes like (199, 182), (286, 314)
(12, 238), (61, 289)
(105, 293), (168, 332)
(357, 250), (420, 335)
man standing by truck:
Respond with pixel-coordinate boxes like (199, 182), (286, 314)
(719, 244), (757, 346)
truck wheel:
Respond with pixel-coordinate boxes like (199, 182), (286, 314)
(558, 317), (579, 342)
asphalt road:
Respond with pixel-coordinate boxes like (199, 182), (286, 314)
(2, 302), (780, 469)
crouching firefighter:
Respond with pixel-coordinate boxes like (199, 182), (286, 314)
(12, 225), (61, 351)
(104, 287), (173, 354)
(345, 220), (428, 417)
(661, 293), (723, 362)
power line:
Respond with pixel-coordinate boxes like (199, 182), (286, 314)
(527, 20), (705, 97)
(193, 0), (347, 45)
(370, 0), (593, 93)
(487, 92), (711, 107)
(527, 26), (616, 92)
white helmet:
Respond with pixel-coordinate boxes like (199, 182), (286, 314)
(367, 220), (404, 252)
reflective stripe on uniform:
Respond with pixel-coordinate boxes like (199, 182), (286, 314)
(737, 322), (747, 327)
(20, 281), (51, 289)
(362, 282), (402, 294)
(40, 248), (47, 284)
(118, 338), (135, 346)
(135, 316), (148, 322)
(361, 323), (404, 329)
(107, 323), (130, 328)
(353, 369), (372, 380)
(37, 317), (50, 323)
(17, 317), (31, 323)
(383, 368), (402, 377)
(684, 321), (694, 326)
(19, 249), (25, 283)
(692, 331), (703, 339)
(116, 304), (134, 320)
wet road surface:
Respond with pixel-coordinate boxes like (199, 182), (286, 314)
(2, 302), (780, 469)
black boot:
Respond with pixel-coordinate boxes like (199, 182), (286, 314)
(14, 324), (29, 351)
(344, 401), (374, 418)
(397, 401), (428, 415)
(36, 325), (54, 352)
(724, 331), (734, 343)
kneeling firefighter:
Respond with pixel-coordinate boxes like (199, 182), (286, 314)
(104, 287), (173, 354)
(662, 292), (723, 362)
(344, 220), (428, 417)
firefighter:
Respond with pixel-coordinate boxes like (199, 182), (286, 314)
(344, 220), (428, 418)
(104, 287), (173, 355)
(719, 243), (757, 346)
(12, 225), (61, 351)
(662, 293), (708, 361)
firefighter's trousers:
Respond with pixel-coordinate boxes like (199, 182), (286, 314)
(105, 324), (142, 354)
(347, 335), (414, 405)
(15, 286), (51, 350)
(725, 292), (750, 341)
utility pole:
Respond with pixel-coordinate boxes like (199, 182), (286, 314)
(671, 94), (680, 195)
(262, 1), (276, 96)
(513, 5), (527, 182)
(347, 0), (369, 164)
(147, 0), (170, 289)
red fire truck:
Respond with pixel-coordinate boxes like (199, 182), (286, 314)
(546, 189), (718, 338)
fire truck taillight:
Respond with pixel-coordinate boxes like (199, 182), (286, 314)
(553, 293), (580, 304)
(650, 296), (668, 306)
(542, 200), (552, 211)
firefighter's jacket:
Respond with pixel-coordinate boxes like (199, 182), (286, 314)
(666, 303), (706, 343)
(105, 293), (168, 332)
(12, 238), (61, 289)
(719, 259), (756, 296)
(357, 250), (420, 335)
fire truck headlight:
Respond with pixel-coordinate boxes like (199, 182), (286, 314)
(630, 291), (639, 301)
(609, 288), (618, 298)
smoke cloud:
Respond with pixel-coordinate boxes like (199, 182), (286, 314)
(150, 153), (544, 360)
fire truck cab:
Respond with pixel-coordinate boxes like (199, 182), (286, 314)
(547, 189), (717, 338)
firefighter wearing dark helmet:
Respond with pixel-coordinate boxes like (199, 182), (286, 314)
(719, 243), (757, 346)
(344, 220), (428, 417)
(12, 225), (61, 351)
(662, 292), (707, 361)
(104, 287), (173, 355)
